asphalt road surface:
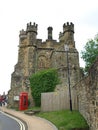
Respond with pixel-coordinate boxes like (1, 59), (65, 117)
(0, 111), (25, 130)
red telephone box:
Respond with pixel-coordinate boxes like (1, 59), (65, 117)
(19, 92), (28, 111)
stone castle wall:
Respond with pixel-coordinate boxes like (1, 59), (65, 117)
(74, 57), (98, 130)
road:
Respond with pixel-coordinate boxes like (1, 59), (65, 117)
(0, 111), (25, 130)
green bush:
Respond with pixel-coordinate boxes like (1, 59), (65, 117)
(29, 68), (60, 106)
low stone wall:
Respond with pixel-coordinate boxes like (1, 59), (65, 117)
(74, 57), (98, 130)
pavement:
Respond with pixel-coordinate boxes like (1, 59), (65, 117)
(0, 106), (58, 130)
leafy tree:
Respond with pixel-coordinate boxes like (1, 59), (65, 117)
(29, 68), (60, 106)
(81, 34), (98, 72)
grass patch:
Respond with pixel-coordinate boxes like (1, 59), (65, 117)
(28, 106), (41, 111)
(36, 110), (88, 130)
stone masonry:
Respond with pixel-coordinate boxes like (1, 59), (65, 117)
(8, 22), (80, 108)
(74, 57), (98, 130)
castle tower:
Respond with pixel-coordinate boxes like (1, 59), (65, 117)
(47, 27), (53, 40)
(26, 22), (38, 45)
(19, 29), (27, 41)
(8, 21), (81, 109)
(59, 22), (75, 48)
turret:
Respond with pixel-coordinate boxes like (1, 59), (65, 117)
(19, 29), (27, 46)
(26, 22), (38, 34)
(19, 29), (26, 39)
(47, 27), (53, 40)
(19, 29), (26, 37)
(59, 22), (75, 48)
(63, 22), (74, 33)
(25, 22), (38, 45)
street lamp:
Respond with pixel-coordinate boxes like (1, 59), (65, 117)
(64, 44), (72, 111)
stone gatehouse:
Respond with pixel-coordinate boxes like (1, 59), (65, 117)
(8, 21), (80, 108)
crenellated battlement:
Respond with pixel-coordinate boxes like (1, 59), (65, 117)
(63, 22), (74, 33)
(26, 22), (38, 34)
(19, 29), (26, 37)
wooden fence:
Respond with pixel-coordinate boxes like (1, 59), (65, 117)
(41, 89), (78, 112)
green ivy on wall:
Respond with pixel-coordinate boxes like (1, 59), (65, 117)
(29, 68), (60, 106)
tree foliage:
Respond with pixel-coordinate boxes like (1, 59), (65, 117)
(29, 68), (60, 106)
(81, 34), (98, 72)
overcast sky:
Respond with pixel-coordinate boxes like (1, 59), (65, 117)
(0, 0), (98, 94)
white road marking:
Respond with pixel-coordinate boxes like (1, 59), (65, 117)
(0, 111), (26, 130)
